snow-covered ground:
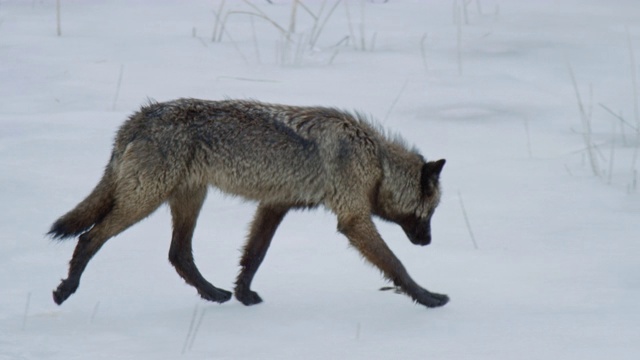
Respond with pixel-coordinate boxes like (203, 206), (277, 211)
(1, 1), (639, 359)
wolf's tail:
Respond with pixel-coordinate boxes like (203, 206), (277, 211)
(48, 163), (116, 240)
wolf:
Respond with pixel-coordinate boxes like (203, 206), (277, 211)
(49, 98), (448, 308)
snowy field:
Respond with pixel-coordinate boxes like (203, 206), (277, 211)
(1, 0), (639, 359)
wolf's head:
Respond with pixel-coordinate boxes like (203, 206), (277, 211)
(374, 158), (446, 246)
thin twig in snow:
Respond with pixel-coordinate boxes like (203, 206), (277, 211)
(212, 0), (226, 42)
(310, 1), (342, 49)
(311, 0), (341, 47)
(567, 62), (600, 177)
(111, 64), (124, 111)
(242, 0), (289, 38)
(327, 48), (340, 65)
(383, 78), (409, 123)
(523, 117), (533, 158)
(222, 29), (250, 65)
(288, 0), (299, 34)
(56, 0), (61, 36)
(22, 292), (31, 330)
(369, 31), (377, 52)
(218, 10), (288, 43)
(608, 120), (616, 184)
(188, 308), (208, 351)
(626, 26), (639, 129)
(420, 33), (429, 72)
(458, 191), (478, 250)
(564, 164), (573, 177)
(462, 0), (471, 24)
(250, 16), (261, 64)
(89, 301), (100, 324)
(297, 1), (320, 20)
(344, 1), (356, 49)
(181, 304), (199, 355)
(626, 26), (639, 191)
(359, 0), (367, 51)
(599, 103), (638, 132)
(455, 4), (463, 75)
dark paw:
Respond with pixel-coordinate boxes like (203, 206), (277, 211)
(234, 289), (263, 306)
(53, 279), (79, 305)
(414, 290), (449, 308)
(198, 287), (232, 303)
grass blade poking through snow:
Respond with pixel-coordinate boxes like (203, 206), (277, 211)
(455, 3), (463, 75)
(309, 1), (342, 50)
(90, 301), (100, 324)
(56, 0), (61, 36)
(383, 78), (409, 123)
(458, 191), (478, 250)
(187, 307), (208, 352)
(626, 26), (639, 191)
(182, 304), (199, 355)
(420, 33), (429, 72)
(289, 0), (299, 35)
(22, 292), (31, 330)
(112, 64), (124, 111)
(211, 0), (226, 42)
(567, 62), (600, 177)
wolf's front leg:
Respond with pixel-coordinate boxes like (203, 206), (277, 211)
(169, 186), (232, 303)
(235, 204), (290, 305)
(337, 215), (449, 308)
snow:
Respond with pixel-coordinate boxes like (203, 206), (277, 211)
(1, 0), (639, 359)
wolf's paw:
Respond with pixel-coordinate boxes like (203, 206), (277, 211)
(234, 289), (263, 306)
(414, 290), (449, 308)
(52, 278), (79, 305)
(198, 287), (232, 303)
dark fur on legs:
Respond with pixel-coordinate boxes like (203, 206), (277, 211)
(169, 185), (232, 303)
(235, 203), (289, 305)
(337, 215), (449, 308)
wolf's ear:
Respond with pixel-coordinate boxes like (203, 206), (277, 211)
(422, 159), (447, 179)
(421, 159), (446, 188)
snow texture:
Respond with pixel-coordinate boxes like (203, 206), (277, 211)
(1, 0), (639, 359)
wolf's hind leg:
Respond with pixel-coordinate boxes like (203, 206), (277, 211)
(235, 203), (289, 305)
(168, 185), (232, 303)
(337, 215), (449, 308)
(53, 196), (165, 305)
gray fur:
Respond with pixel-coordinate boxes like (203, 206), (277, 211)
(49, 98), (448, 308)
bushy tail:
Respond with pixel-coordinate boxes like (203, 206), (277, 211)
(48, 165), (116, 240)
